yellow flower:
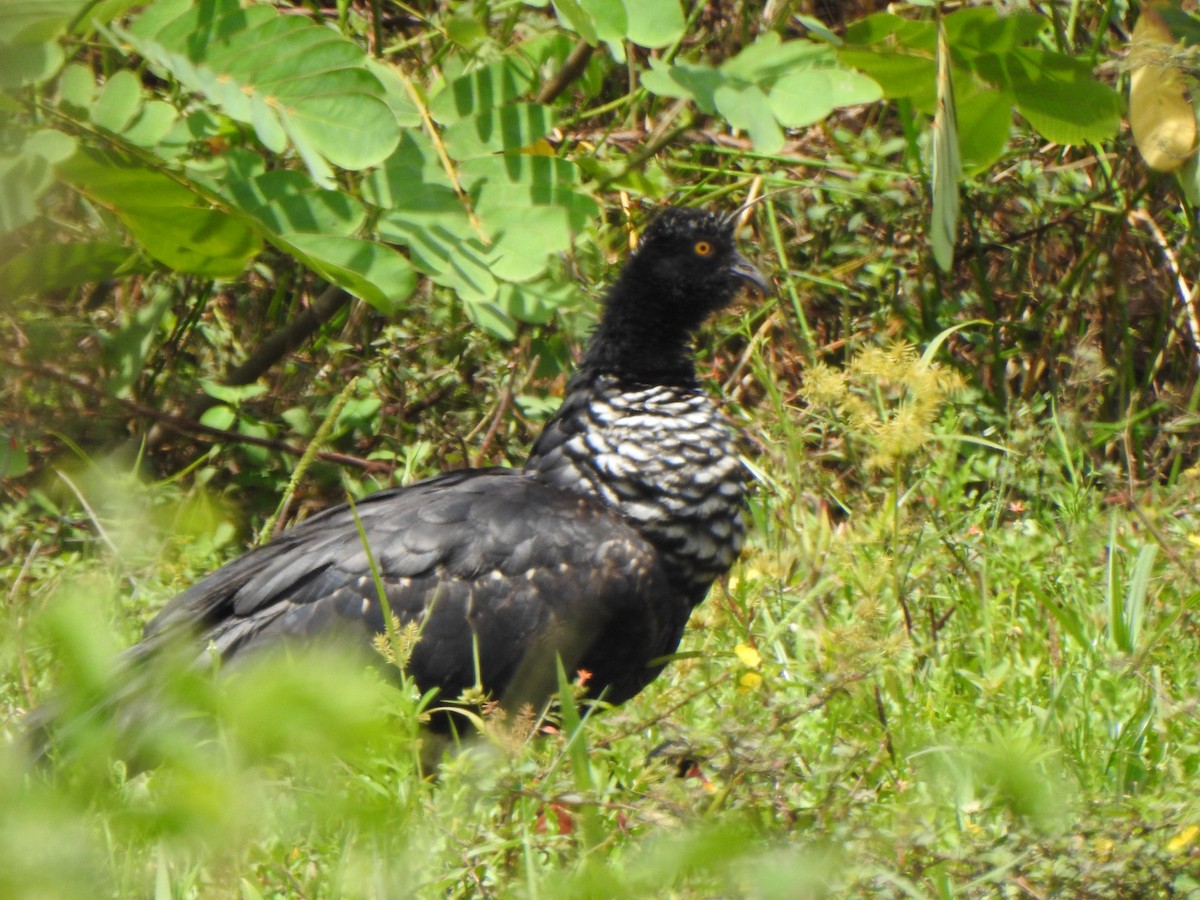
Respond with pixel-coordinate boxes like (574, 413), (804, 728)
(734, 643), (762, 669)
(1168, 825), (1200, 854)
(738, 671), (763, 692)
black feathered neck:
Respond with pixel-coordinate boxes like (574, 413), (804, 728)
(577, 208), (757, 386)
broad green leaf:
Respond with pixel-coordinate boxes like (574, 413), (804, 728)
(551, 0), (598, 44)
(844, 12), (934, 49)
(378, 210), (497, 303)
(366, 132), (459, 204)
(429, 57), (537, 124)
(463, 298), (518, 340)
(0, 242), (144, 298)
(91, 70), (143, 133)
(464, 154), (597, 229)
(838, 47), (936, 109)
(943, 6), (1046, 54)
(721, 33), (833, 82)
(956, 83), (1013, 174)
(441, 103), (555, 159)
(201, 380), (268, 404)
(1, 0), (87, 44)
(999, 49), (1122, 145)
(0, 129), (77, 235)
(122, 100), (179, 147)
(445, 15), (487, 48)
(931, 21), (961, 273)
(768, 68), (882, 128)
(621, 0), (684, 48)
(641, 58), (723, 114)
(57, 62), (95, 109)
(580, 0), (627, 47)
(364, 59), (422, 128)
(715, 83), (783, 154)
(119, 0), (400, 176)
(225, 170), (365, 236)
(25, 129), (77, 163)
(0, 42), (64, 89)
(57, 149), (261, 276)
(0, 433), (30, 479)
(200, 404), (238, 430)
(274, 235), (418, 315)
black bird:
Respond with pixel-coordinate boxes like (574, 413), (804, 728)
(109, 207), (769, 724)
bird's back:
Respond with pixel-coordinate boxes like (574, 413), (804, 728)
(143, 468), (689, 710)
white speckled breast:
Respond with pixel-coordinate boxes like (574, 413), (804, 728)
(525, 374), (747, 598)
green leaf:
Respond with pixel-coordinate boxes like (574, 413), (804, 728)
(225, 170), (365, 237)
(463, 298), (518, 340)
(844, 11), (932, 48)
(931, 21), (961, 273)
(281, 234), (418, 315)
(580, 0), (627, 47)
(441, 103), (556, 159)
(57, 62), (95, 109)
(200, 404), (238, 430)
(364, 59), (422, 129)
(57, 149), (261, 276)
(838, 47), (936, 109)
(1, 0), (89, 43)
(1001, 49), (1122, 145)
(121, 100), (179, 147)
(715, 83), (783, 154)
(0, 242), (144, 299)
(201, 379), (268, 404)
(721, 33), (833, 82)
(0, 129), (77, 235)
(768, 68), (881, 128)
(943, 6), (1046, 54)
(118, 0), (400, 176)
(445, 15), (487, 49)
(641, 58), (723, 114)
(551, 0), (598, 44)
(621, 0), (683, 48)
(91, 69), (143, 133)
(0, 432), (30, 479)
(429, 57), (537, 124)
(955, 83), (1013, 174)
(0, 41), (64, 89)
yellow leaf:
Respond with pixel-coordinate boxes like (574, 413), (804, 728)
(734, 643), (762, 669)
(1187, 533), (1200, 548)
(520, 138), (556, 157)
(1129, 7), (1197, 172)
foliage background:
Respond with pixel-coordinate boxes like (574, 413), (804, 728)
(3, 0), (1200, 896)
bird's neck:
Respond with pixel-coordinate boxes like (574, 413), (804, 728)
(577, 276), (699, 386)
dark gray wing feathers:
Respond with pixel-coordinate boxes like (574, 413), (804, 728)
(142, 469), (681, 708)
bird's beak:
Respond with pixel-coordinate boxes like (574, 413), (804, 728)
(730, 252), (772, 297)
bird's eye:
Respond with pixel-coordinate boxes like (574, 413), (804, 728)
(693, 240), (713, 256)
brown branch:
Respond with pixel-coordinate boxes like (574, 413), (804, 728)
(536, 40), (595, 104)
(222, 284), (352, 389)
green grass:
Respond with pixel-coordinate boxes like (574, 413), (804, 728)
(4, 354), (1200, 899)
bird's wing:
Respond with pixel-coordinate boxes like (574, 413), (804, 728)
(142, 469), (682, 708)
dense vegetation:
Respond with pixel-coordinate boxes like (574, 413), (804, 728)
(3, 0), (1200, 895)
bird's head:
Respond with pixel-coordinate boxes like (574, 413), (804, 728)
(626, 206), (771, 325)
(584, 206), (771, 383)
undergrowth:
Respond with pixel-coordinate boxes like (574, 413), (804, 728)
(5, 1), (1200, 896)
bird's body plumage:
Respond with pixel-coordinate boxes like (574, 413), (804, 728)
(63, 207), (769, 732)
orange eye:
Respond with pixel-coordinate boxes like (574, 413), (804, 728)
(694, 240), (713, 256)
